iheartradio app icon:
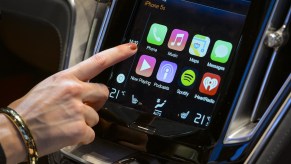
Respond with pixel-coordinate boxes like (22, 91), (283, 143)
(199, 73), (221, 96)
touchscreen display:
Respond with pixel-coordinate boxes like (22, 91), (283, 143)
(106, 0), (250, 128)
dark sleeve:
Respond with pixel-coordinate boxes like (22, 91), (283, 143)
(0, 143), (6, 164)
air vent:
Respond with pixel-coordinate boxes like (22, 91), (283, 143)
(225, 75), (290, 144)
(224, 0), (290, 144)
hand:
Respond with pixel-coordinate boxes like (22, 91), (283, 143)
(0, 43), (137, 164)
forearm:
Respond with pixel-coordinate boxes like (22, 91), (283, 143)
(0, 43), (137, 164)
(0, 115), (26, 164)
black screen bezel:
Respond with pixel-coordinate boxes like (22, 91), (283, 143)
(92, 0), (265, 146)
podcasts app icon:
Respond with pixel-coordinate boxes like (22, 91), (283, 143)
(156, 61), (177, 83)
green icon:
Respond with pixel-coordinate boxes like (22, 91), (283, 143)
(181, 69), (196, 87)
(210, 40), (233, 63)
(147, 23), (168, 46)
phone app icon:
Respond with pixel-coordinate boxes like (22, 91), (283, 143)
(199, 73), (221, 96)
(189, 34), (210, 57)
(156, 61), (177, 83)
(180, 69), (196, 88)
(135, 55), (156, 77)
(147, 23), (168, 46)
(210, 40), (233, 63)
(168, 29), (189, 51)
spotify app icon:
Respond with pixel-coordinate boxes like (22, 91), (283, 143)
(180, 69), (196, 88)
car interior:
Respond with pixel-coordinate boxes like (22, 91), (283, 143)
(0, 0), (290, 163)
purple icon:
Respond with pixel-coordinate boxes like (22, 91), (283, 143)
(156, 61), (177, 83)
(168, 29), (189, 51)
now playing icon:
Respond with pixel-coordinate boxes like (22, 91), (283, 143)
(136, 55), (156, 77)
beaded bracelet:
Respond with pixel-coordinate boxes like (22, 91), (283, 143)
(0, 107), (38, 164)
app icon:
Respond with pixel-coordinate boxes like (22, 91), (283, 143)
(135, 55), (156, 77)
(168, 29), (189, 51)
(116, 73), (125, 84)
(147, 23), (168, 46)
(189, 34), (210, 57)
(199, 73), (221, 96)
(210, 40), (233, 63)
(156, 61), (177, 83)
(180, 69), (196, 87)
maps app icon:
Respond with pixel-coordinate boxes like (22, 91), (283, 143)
(189, 34), (210, 57)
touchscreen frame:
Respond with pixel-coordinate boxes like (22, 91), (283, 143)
(105, 0), (250, 129)
(91, 0), (263, 145)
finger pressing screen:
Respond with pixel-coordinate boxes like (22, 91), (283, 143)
(69, 43), (137, 81)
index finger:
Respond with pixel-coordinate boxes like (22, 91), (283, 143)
(68, 43), (137, 81)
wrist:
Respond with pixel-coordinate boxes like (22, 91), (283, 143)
(0, 114), (26, 164)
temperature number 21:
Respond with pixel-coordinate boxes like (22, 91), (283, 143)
(109, 88), (126, 100)
(194, 113), (211, 127)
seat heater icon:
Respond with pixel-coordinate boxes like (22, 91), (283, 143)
(180, 111), (190, 119)
(132, 95), (138, 104)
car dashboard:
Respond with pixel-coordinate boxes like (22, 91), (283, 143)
(0, 0), (290, 163)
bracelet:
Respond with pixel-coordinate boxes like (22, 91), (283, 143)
(0, 107), (38, 164)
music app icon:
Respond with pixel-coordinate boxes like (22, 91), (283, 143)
(168, 29), (189, 51)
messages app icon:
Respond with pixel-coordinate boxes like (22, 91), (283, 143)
(189, 34), (210, 57)
(147, 23), (168, 46)
(210, 40), (233, 63)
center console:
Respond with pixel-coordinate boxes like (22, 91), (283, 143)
(50, 0), (291, 163)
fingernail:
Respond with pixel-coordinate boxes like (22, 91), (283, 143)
(128, 43), (137, 50)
